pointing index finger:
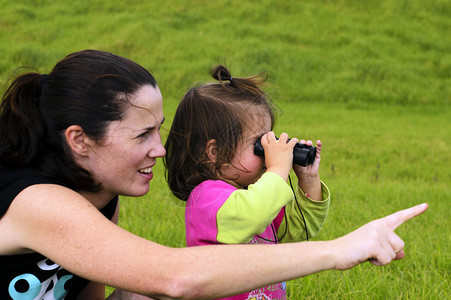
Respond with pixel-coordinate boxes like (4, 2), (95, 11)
(383, 203), (428, 230)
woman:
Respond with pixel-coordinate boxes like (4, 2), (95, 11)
(0, 50), (427, 299)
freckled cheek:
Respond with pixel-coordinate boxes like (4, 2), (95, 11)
(104, 149), (136, 172)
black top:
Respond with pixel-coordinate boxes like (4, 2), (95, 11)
(0, 168), (118, 299)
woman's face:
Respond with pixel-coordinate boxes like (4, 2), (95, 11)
(220, 109), (272, 188)
(86, 85), (166, 198)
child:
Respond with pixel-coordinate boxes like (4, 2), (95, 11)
(164, 65), (330, 300)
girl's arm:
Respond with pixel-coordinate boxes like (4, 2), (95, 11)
(275, 139), (328, 242)
(214, 172), (293, 244)
(277, 181), (330, 242)
(4, 183), (428, 299)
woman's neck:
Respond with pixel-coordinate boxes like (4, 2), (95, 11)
(78, 190), (117, 210)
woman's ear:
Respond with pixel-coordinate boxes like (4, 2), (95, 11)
(205, 139), (218, 163)
(65, 125), (91, 157)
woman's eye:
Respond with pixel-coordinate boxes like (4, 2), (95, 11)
(138, 131), (150, 138)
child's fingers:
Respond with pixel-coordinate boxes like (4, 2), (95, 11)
(278, 132), (289, 142)
(262, 131), (275, 145)
(316, 140), (322, 148)
(287, 137), (299, 148)
(267, 131), (276, 140)
(298, 139), (315, 147)
(316, 140), (322, 157)
(275, 133), (298, 148)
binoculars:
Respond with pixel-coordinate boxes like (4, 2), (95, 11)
(254, 137), (316, 167)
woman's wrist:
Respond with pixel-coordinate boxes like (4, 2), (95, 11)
(296, 241), (338, 273)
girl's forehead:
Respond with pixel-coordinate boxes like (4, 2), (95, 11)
(242, 109), (272, 138)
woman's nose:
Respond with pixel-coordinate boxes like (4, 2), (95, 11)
(149, 136), (166, 158)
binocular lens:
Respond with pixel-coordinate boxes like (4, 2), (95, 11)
(254, 137), (316, 167)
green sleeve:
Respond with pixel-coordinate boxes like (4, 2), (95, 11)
(277, 181), (330, 243)
(216, 172), (294, 244)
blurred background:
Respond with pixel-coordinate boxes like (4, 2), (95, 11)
(1, 0), (449, 298)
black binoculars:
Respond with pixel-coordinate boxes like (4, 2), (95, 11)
(254, 137), (316, 167)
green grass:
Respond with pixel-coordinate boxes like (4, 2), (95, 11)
(0, 0), (449, 299)
(125, 102), (450, 299)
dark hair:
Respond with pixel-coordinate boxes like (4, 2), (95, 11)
(164, 65), (275, 201)
(0, 50), (157, 191)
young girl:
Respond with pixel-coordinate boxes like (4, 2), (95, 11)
(164, 65), (331, 299)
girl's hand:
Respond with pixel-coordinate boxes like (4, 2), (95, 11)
(261, 132), (298, 181)
(293, 139), (321, 178)
(293, 139), (322, 200)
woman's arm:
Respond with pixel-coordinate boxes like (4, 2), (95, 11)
(107, 289), (157, 300)
(76, 199), (121, 300)
(4, 184), (428, 299)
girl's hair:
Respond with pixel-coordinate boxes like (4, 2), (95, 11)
(0, 49), (157, 191)
(164, 65), (275, 201)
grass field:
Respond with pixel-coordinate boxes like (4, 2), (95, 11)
(1, 0), (449, 299)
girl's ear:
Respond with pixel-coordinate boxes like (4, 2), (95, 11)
(65, 125), (91, 157)
(205, 139), (218, 163)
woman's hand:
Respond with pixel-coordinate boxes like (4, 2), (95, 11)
(332, 203), (429, 270)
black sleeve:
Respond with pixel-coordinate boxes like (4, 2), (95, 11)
(0, 169), (54, 218)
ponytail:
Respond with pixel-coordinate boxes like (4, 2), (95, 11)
(165, 65), (276, 200)
(0, 72), (47, 167)
(210, 64), (267, 98)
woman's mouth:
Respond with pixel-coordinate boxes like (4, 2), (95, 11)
(138, 167), (152, 174)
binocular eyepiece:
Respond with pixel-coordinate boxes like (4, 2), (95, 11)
(254, 137), (316, 167)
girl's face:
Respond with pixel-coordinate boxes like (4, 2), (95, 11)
(220, 109), (272, 188)
(85, 85), (166, 199)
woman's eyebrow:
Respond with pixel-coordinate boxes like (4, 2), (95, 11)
(141, 117), (165, 131)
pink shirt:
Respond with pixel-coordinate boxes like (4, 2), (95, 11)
(186, 173), (291, 300)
